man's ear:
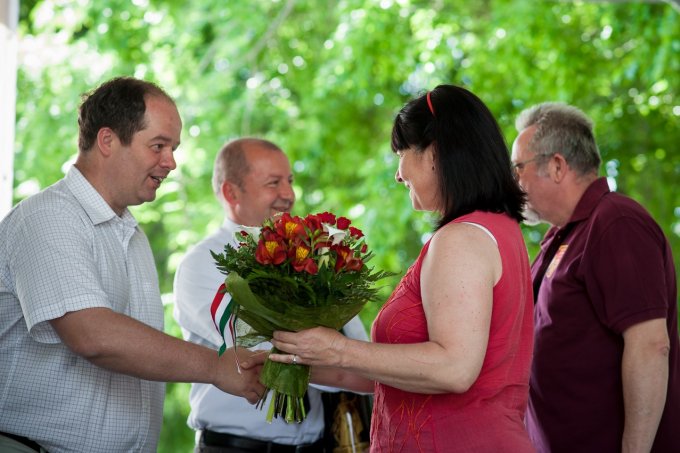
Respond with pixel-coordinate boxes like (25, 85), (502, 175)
(221, 181), (240, 206)
(96, 127), (117, 157)
(551, 153), (569, 183)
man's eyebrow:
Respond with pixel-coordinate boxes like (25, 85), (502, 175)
(149, 134), (180, 149)
(149, 134), (174, 142)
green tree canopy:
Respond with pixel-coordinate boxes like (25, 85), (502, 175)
(13, 1), (680, 451)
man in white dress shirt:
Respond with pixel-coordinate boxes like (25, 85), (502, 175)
(174, 138), (368, 453)
(0, 77), (264, 453)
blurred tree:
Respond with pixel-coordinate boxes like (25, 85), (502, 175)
(12, 1), (679, 451)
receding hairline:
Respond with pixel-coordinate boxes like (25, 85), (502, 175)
(514, 102), (601, 175)
(212, 137), (285, 195)
(240, 137), (282, 152)
(515, 102), (593, 132)
(515, 102), (593, 150)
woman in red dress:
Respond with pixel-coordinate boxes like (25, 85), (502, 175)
(271, 85), (535, 452)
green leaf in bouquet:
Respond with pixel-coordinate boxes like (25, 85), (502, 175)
(226, 272), (303, 334)
(226, 272), (368, 335)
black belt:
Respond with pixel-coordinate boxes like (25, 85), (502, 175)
(201, 429), (324, 453)
(0, 431), (43, 452)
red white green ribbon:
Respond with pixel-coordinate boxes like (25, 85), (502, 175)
(210, 282), (240, 370)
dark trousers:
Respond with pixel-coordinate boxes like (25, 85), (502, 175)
(195, 430), (325, 453)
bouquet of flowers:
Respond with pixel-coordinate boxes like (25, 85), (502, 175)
(210, 211), (392, 423)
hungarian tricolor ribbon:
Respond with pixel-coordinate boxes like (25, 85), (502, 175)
(210, 282), (241, 372)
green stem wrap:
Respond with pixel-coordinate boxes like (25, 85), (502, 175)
(257, 347), (311, 423)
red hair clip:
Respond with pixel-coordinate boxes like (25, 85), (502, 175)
(426, 91), (436, 117)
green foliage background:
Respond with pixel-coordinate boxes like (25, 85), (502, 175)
(11, 1), (679, 451)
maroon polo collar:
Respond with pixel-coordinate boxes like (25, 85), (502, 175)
(539, 177), (610, 248)
(567, 177), (611, 224)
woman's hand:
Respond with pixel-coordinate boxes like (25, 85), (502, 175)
(270, 328), (375, 393)
(270, 326), (347, 367)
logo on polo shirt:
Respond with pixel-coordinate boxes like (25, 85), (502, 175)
(545, 244), (568, 278)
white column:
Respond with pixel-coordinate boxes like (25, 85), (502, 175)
(1, 0), (19, 219)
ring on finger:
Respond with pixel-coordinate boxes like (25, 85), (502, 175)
(292, 354), (298, 365)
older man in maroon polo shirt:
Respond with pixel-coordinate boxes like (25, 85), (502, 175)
(512, 102), (679, 453)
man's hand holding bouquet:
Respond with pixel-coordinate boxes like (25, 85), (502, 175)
(211, 212), (392, 423)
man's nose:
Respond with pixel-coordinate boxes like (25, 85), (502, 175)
(280, 180), (295, 201)
(161, 149), (177, 170)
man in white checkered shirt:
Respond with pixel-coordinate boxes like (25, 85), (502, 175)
(0, 77), (266, 453)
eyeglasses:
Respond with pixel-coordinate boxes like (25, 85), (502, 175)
(512, 156), (541, 172)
